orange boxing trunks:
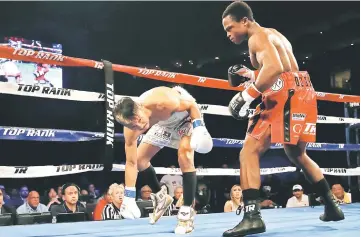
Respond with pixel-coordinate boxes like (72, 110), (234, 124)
(247, 71), (317, 145)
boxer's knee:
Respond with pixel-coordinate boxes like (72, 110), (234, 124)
(137, 158), (150, 171)
(178, 136), (195, 171)
(240, 134), (270, 162)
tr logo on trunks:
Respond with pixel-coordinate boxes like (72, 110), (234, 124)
(292, 123), (316, 135)
(303, 123), (316, 135)
(271, 78), (283, 91)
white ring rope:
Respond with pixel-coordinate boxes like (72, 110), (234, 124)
(0, 83), (359, 124)
(0, 164), (359, 178)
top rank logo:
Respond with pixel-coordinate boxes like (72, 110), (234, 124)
(13, 48), (64, 62)
(18, 84), (71, 96)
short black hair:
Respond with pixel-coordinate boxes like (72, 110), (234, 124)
(222, 1), (254, 22)
(113, 97), (139, 124)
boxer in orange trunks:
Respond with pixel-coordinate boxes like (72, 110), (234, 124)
(222, 2), (344, 236)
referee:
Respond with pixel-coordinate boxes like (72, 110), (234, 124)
(102, 183), (124, 220)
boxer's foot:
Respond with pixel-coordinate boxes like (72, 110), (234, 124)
(149, 186), (173, 224)
(174, 206), (196, 234)
(223, 200), (266, 237)
(320, 191), (345, 222)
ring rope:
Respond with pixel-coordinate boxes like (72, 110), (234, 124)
(0, 164), (358, 178)
(0, 83), (358, 124)
(0, 45), (359, 103)
(0, 126), (359, 151)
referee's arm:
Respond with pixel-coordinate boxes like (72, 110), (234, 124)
(101, 205), (114, 220)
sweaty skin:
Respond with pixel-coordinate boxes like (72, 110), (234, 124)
(123, 86), (202, 187)
(249, 27), (299, 92)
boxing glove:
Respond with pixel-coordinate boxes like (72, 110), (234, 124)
(228, 83), (261, 120)
(228, 64), (256, 87)
(190, 119), (213, 154)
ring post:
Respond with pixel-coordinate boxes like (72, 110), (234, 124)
(102, 60), (115, 172)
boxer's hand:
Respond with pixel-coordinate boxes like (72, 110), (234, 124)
(190, 119), (213, 154)
(228, 83), (261, 120)
(228, 64), (256, 87)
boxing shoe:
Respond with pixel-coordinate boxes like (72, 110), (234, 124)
(223, 200), (266, 237)
(174, 206), (196, 234)
(120, 195), (141, 219)
(149, 185), (173, 224)
(319, 191), (345, 222)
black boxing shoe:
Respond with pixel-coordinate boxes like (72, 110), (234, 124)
(319, 191), (345, 222)
(223, 200), (266, 237)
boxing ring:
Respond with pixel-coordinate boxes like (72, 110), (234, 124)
(0, 45), (360, 236)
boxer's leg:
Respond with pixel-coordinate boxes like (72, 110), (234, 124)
(284, 142), (345, 221)
(223, 127), (271, 237)
(175, 135), (196, 234)
(137, 142), (162, 193)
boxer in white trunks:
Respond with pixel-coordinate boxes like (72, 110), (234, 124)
(113, 86), (213, 234)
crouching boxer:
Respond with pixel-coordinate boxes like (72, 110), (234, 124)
(113, 86), (213, 234)
(222, 2), (344, 237)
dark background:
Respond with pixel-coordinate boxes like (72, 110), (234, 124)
(0, 2), (359, 193)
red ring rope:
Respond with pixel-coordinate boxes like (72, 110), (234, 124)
(0, 45), (359, 103)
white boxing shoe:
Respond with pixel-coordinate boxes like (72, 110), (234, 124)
(149, 186), (173, 224)
(120, 196), (141, 219)
(174, 206), (196, 234)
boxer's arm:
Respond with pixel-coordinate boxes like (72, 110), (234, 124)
(123, 127), (141, 162)
(249, 34), (284, 92)
(157, 95), (202, 121)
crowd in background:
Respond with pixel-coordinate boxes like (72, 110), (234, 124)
(0, 162), (355, 225)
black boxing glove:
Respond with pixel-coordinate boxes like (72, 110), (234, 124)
(228, 83), (261, 120)
(228, 64), (256, 87)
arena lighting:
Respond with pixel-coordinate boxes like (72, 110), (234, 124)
(189, 60), (194, 65)
(351, 43), (354, 46)
(320, 31), (323, 34)
(215, 57), (220, 60)
(305, 56), (309, 59)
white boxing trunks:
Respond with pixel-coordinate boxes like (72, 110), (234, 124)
(140, 86), (196, 149)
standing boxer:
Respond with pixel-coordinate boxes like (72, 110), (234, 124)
(221, 1), (344, 236)
(113, 86), (213, 234)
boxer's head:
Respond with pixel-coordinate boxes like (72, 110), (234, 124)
(222, 1), (254, 44)
(114, 97), (150, 130)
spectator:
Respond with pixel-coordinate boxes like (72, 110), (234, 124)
(47, 188), (61, 208)
(195, 166), (212, 213)
(10, 187), (25, 207)
(50, 183), (87, 216)
(332, 184), (351, 204)
(57, 186), (63, 201)
(0, 188), (14, 214)
(93, 187), (112, 221)
(10, 189), (19, 199)
(0, 185), (11, 206)
(224, 185), (244, 212)
(81, 190), (88, 196)
(286, 184), (309, 208)
(102, 183), (124, 220)
(139, 185), (152, 201)
(19, 186), (29, 203)
(88, 184), (98, 199)
(172, 186), (184, 210)
(16, 191), (48, 214)
(160, 165), (183, 197)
